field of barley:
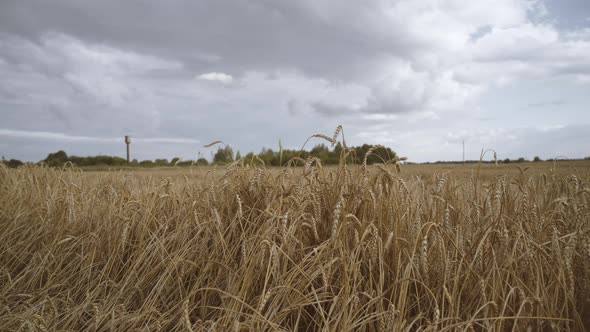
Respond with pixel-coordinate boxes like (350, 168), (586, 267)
(1, 154), (590, 330)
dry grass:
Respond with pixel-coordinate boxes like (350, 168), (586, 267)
(1, 155), (590, 330)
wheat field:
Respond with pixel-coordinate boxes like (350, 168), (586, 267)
(1, 155), (590, 330)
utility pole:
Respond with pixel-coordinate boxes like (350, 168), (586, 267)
(125, 135), (131, 163)
(462, 139), (465, 163)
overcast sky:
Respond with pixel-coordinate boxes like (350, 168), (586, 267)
(1, 0), (589, 162)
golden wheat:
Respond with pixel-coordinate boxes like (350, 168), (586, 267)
(1, 147), (589, 330)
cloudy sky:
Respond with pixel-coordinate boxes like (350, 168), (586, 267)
(1, 0), (589, 162)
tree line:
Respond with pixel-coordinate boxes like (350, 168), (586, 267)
(3, 148), (589, 168)
(1, 143), (397, 168)
(212, 142), (397, 166)
(40, 150), (210, 168)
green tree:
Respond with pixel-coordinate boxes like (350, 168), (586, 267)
(213, 146), (234, 164)
(154, 159), (169, 166)
(310, 144), (330, 163)
(2, 159), (23, 168)
(139, 160), (154, 166)
(258, 147), (275, 166)
(354, 144), (397, 165)
(170, 157), (181, 166)
(45, 150), (68, 166)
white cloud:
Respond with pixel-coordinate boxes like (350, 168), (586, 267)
(352, 123), (590, 162)
(0, 129), (107, 142)
(197, 72), (234, 84)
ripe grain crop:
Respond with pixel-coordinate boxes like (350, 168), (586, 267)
(1, 136), (589, 330)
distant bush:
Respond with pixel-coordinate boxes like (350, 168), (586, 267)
(1, 159), (24, 168)
(154, 159), (169, 166)
(68, 155), (127, 166)
(175, 160), (192, 167)
(43, 151), (128, 167)
(175, 158), (209, 167)
(45, 150), (69, 167)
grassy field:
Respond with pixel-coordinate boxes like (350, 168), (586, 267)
(1, 159), (589, 331)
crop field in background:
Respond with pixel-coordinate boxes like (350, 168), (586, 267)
(1, 156), (590, 330)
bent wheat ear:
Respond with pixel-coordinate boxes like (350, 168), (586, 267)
(203, 140), (224, 148)
(332, 125), (342, 145)
(311, 134), (336, 145)
(362, 145), (382, 172)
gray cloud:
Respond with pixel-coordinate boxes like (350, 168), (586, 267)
(545, 0), (590, 29)
(0, 0), (405, 80)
